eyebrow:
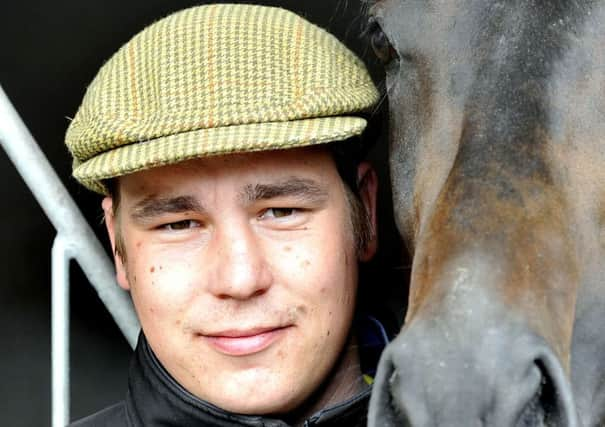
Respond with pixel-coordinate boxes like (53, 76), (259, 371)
(239, 178), (329, 204)
(128, 178), (328, 222)
(130, 195), (205, 222)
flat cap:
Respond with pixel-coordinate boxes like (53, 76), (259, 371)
(65, 3), (379, 193)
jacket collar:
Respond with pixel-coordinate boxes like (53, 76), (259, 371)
(124, 334), (371, 426)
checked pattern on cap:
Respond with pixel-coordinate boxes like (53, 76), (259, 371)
(65, 4), (379, 193)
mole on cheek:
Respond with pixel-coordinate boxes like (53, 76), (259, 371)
(300, 259), (311, 268)
(283, 246), (292, 252)
(136, 242), (142, 248)
(150, 266), (155, 273)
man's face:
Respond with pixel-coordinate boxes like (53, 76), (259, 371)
(103, 147), (377, 415)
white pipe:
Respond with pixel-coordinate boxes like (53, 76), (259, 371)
(0, 84), (140, 347)
(52, 235), (70, 427)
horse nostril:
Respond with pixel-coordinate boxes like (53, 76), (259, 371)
(516, 357), (578, 427)
(516, 361), (552, 427)
(387, 370), (410, 426)
(369, 351), (411, 427)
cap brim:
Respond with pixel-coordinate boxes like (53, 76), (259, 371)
(73, 116), (368, 194)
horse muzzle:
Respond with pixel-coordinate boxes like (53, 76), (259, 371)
(368, 253), (580, 427)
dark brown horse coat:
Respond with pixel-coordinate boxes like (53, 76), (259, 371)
(365, 0), (605, 425)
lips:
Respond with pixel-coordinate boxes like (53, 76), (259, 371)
(202, 326), (290, 356)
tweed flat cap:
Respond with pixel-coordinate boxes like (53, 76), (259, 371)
(65, 3), (379, 193)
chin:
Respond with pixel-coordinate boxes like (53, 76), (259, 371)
(212, 386), (305, 416)
(220, 398), (293, 416)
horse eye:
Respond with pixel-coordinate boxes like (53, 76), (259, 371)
(367, 19), (399, 65)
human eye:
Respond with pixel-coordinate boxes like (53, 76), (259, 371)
(159, 219), (201, 231)
(259, 207), (297, 220)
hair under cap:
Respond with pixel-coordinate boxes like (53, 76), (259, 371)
(65, 3), (379, 194)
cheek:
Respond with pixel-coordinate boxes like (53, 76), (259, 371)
(274, 233), (352, 282)
(126, 254), (201, 322)
(277, 233), (358, 319)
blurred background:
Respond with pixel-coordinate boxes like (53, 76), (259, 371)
(0, 1), (407, 425)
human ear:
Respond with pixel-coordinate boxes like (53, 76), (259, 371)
(356, 162), (378, 262)
(102, 197), (131, 291)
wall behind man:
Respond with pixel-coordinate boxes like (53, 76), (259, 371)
(0, 1), (406, 425)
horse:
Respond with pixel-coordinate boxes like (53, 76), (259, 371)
(363, 0), (605, 425)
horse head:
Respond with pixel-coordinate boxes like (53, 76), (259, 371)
(366, 0), (605, 425)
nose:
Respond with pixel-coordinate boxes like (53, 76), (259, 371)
(209, 222), (272, 300)
(369, 309), (579, 427)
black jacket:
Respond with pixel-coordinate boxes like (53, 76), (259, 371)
(69, 330), (382, 427)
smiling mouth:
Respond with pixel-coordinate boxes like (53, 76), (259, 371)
(202, 326), (291, 356)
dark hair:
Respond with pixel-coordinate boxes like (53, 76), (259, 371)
(328, 137), (375, 254)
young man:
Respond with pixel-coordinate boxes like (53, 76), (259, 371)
(65, 4), (384, 426)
